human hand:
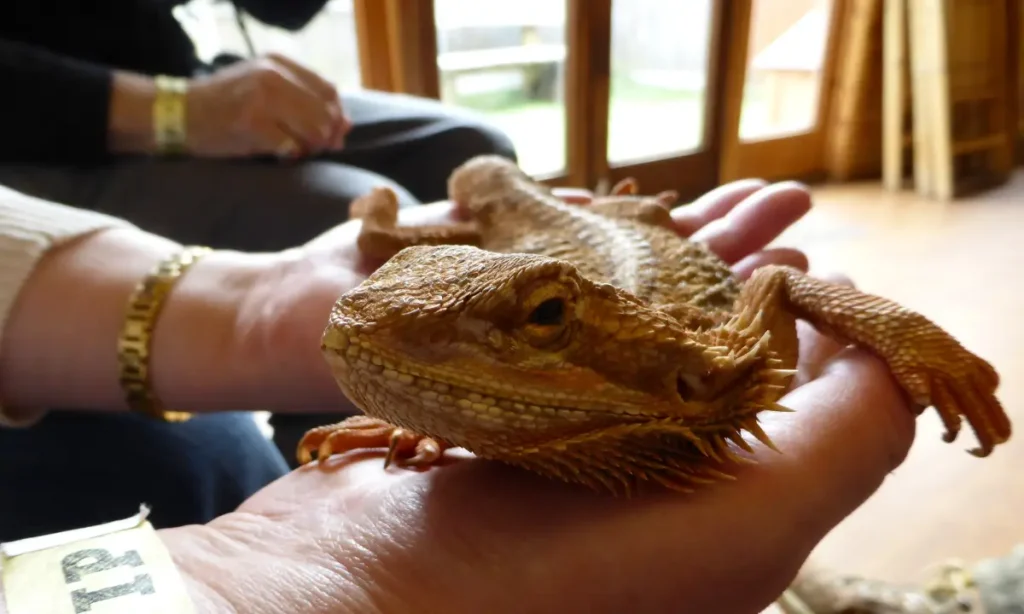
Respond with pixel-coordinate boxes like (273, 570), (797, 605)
(185, 53), (350, 158)
(161, 179), (917, 614)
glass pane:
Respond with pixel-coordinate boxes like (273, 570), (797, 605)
(174, 0), (363, 91)
(607, 0), (714, 164)
(739, 0), (832, 141)
(434, 0), (568, 177)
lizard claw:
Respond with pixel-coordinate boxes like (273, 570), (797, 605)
(383, 428), (445, 467)
(297, 415), (448, 468)
(899, 354), (1008, 458)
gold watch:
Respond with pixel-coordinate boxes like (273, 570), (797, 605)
(153, 75), (188, 155)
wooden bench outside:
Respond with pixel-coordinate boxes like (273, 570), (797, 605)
(437, 43), (566, 102)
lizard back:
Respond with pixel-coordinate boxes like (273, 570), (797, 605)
(453, 172), (741, 315)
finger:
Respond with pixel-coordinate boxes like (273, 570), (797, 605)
(730, 247), (808, 279)
(669, 346), (916, 594)
(690, 181), (812, 264)
(265, 53), (351, 150)
(792, 321), (843, 388)
(326, 101), (352, 150)
(671, 178), (768, 237)
(263, 66), (336, 152)
(757, 347), (916, 541)
(247, 116), (304, 159)
(266, 53), (339, 103)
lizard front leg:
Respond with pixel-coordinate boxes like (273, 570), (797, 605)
(352, 186), (483, 261)
(297, 415), (451, 468)
(730, 265), (1010, 457)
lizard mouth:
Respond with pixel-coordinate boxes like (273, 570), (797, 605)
(322, 330), (656, 418)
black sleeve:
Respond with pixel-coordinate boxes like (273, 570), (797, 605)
(232, 0), (333, 31)
(0, 37), (114, 165)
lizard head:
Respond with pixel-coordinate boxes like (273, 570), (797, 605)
(321, 244), (793, 462)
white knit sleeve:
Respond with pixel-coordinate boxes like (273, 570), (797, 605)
(0, 184), (138, 426)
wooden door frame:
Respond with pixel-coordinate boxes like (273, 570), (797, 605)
(563, 0), (611, 189)
(717, 0), (846, 183)
(1015, 0), (1024, 164)
(352, 0), (393, 91)
(353, 0), (439, 98)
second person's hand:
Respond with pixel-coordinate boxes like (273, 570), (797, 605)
(185, 53), (351, 158)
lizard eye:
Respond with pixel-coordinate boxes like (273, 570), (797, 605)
(520, 282), (576, 350)
(528, 298), (565, 326)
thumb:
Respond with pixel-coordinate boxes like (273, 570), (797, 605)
(754, 347), (917, 546)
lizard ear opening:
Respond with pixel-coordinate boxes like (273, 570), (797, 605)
(675, 371), (709, 402)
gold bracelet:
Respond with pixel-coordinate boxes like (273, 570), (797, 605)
(152, 75), (188, 155)
(118, 246), (212, 422)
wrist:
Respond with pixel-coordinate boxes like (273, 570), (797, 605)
(217, 247), (358, 413)
(108, 71), (158, 154)
(160, 515), (371, 614)
(157, 524), (237, 613)
(146, 247), (281, 412)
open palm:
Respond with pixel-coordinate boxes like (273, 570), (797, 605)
(170, 181), (916, 614)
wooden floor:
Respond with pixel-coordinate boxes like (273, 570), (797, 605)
(762, 170), (1024, 604)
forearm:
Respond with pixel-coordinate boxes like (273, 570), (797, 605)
(0, 225), (272, 415)
(0, 38), (113, 164)
(0, 37), (196, 160)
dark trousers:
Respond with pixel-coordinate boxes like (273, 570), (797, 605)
(0, 88), (516, 540)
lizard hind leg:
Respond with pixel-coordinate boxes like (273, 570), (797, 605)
(353, 186), (484, 261)
(297, 415), (450, 468)
(602, 176), (679, 207)
(608, 177), (639, 196)
(731, 264), (1010, 457)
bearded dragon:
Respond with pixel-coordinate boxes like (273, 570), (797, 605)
(296, 155), (1010, 495)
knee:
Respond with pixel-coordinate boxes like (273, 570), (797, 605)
(297, 160), (420, 211)
(215, 160), (421, 250)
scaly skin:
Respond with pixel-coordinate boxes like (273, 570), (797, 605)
(297, 155), (1010, 496)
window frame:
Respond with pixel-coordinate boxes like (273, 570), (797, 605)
(353, 0), (851, 195)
